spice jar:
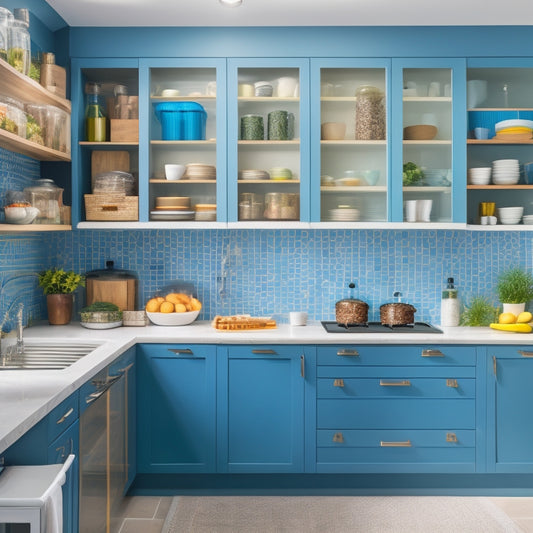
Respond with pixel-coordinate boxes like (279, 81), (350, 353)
(355, 85), (386, 140)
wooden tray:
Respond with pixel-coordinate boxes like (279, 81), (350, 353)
(212, 315), (277, 331)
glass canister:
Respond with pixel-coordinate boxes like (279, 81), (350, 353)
(47, 105), (70, 154)
(267, 110), (290, 140)
(264, 192), (299, 220)
(355, 85), (386, 140)
(85, 81), (107, 142)
(0, 96), (26, 138)
(0, 7), (13, 62)
(7, 19), (31, 76)
(23, 179), (63, 224)
(240, 114), (264, 140)
(239, 192), (264, 220)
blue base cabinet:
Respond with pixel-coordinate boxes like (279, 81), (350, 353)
(487, 346), (533, 473)
(315, 345), (477, 473)
(136, 344), (217, 473)
(217, 345), (309, 473)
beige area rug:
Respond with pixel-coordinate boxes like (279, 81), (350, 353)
(162, 495), (524, 533)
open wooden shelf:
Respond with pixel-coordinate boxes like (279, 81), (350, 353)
(467, 184), (533, 190)
(0, 129), (71, 162)
(0, 224), (72, 232)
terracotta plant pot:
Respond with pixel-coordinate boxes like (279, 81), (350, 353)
(46, 293), (73, 325)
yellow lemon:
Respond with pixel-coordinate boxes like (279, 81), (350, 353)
(516, 311), (533, 323)
(145, 298), (161, 313)
(159, 301), (175, 313)
(499, 312), (517, 324)
(190, 297), (202, 311)
(175, 303), (187, 313)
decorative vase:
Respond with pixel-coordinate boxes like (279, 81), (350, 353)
(46, 293), (73, 325)
(502, 302), (526, 315)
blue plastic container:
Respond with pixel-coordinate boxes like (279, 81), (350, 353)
(155, 102), (207, 140)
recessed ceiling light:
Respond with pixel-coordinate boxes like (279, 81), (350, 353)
(219, 0), (242, 6)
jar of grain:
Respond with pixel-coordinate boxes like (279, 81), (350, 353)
(355, 85), (386, 140)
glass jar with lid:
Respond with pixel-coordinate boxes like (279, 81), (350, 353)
(7, 19), (30, 76)
(0, 96), (27, 138)
(23, 179), (63, 224)
(264, 192), (299, 220)
(85, 81), (107, 142)
(355, 85), (386, 140)
(0, 7), (13, 62)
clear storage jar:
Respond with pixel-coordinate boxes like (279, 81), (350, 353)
(355, 85), (386, 140)
(264, 192), (299, 220)
(0, 96), (26, 138)
(239, 192), (264, 220)
(0, 7), (13, 62)
(23, 179), (63, 224)
(7, 19), (30, 76)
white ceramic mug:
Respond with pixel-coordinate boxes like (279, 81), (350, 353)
(277, 76), (298, 98)
(428, 82), (441, 97)
(416, 199), (433, 222)
(289, 312), (307, 326)
(206, 81), (216, 96)
(404, 200), (417, 222)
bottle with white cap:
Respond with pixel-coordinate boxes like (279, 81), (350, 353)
(441, 277), (460, 327)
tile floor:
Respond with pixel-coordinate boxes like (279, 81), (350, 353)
(116, 496), (533, 533)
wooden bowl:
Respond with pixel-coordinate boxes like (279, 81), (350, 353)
(403, 125), (438, 140)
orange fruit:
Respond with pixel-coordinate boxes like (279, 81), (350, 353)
(175, 303), (187, 313)
(190, 297), (202, 311)
(499, 312), (517, 324)
(160, 301), (175, 313)
(145, 298), (161, 313)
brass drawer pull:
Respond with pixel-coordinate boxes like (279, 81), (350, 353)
(446, 379), (458, 388)
(421, 349), (444, 358)
(56, 407), (74, 425)
(379, 380), (411, 387)
(518, 350), (533, 358)
(333, 378), (345, 387)
(380, 440), (412, 447)
(332, 432), (344, 443)
(446, 433), (458, 443)
(169, 348), (193, 355)
(252, 349), (277, 355)
(337, 349), (359, 357)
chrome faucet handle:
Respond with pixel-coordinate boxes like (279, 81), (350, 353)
(16, 302), (24, 355)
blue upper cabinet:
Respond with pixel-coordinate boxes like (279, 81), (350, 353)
(391, 58), (467, 224)
(310, 59), (391, 224)
(140, 58), (227, 225)
(227, 58), (310, 225)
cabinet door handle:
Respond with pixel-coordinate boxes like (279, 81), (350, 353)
(332, 432), (344, 443)
(380, 440), (412, 447)
(518, 350), (533, 358)
(337, 349), (359, 357)
(252, 349), (277, 355)
(446, 433), (458, 443)
(300, 355), (305, 378)
(493, 355), (497, 377)
(56, 407), (74, 425)
(446, 379), (458, 388)
(333, 378), (345, 387)
(421, 349), (444, 357)
(379, 380), (411, 387)
(168, 348), (193, 355)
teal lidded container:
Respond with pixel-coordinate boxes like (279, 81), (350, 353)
(155, 101), (207, 140)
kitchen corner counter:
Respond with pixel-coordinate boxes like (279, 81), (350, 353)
(1, 320), (532, 454)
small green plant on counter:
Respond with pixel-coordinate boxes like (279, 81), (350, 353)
(38, 268), (85, 295)
(496, 267), (533, 304)
(460, 296), (499, 327)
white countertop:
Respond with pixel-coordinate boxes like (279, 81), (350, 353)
(1, 320), (532, 454)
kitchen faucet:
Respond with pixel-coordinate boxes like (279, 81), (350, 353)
(0, 301), (25, 361)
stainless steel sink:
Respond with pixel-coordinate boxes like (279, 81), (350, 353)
(0, 342), (102, 370)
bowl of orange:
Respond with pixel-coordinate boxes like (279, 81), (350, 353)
(145, 291), (201, 326)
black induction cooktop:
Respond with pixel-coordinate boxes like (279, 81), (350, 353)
(321, 321), (443, 334)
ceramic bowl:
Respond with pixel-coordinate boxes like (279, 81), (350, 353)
(4, 206), (39, 224)
(362, 170), (380, 186)
(146, 310), (199, 326)
(165, 164), (186, 180)
(403, 124), (438, 140)
(321, 122), (346, 140)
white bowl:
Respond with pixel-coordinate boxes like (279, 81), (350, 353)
(146, 310), (199, 326)
(4, 206), (40, 224)
(161, 89), (180, 97)
(165, 164), (186, 180)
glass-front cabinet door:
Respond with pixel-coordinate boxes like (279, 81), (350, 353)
(227, 59), (309, 225)
(310, 59), (390, 224)
(391, 59), (466, 224)
(140, 58), (226, 225)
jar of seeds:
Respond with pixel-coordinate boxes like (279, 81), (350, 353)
(355, 85), (386, 140)
(241, 114), (264, 140)
(268, 110), (290, 140)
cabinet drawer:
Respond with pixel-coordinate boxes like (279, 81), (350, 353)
(317, 429), (475, 448)
(318, 365), (475, 379)
(317, 377), (475, 399)
(227, 345), (303, 358)
(47, 391), (79, 444)
(138, 343), (216, 358)
(317, 398), (475, 429)
(317, 345), (476, 366)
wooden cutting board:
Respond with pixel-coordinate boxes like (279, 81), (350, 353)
(91, 150), (130, 178)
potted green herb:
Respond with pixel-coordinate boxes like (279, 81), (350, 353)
(38, 268), (85, 325)
(402, 162), (424, 186)
(460, 296), (499, 327)
(496, 267), (533, 315)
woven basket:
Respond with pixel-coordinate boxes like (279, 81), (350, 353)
(85, 194), (138, 221)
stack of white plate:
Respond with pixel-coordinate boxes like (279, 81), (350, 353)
(497, 206), (523, 225)
(185, 164), (216, 180)
(467, 167), (491, 185)
(424, 168), (451, 186)
(523, 215), (533, 225)
(492, 159), (520, 185)
(269, 167), (293, 180)
(328, 206), (360, 221)
(238, 169), (270, 180)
